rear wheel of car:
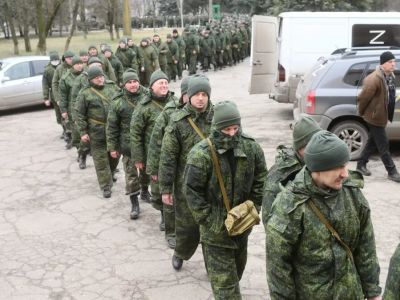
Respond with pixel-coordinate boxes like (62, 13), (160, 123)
(331, 120), (368, 161)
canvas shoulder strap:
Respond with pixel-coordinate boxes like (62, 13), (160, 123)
(90, 87), (110, 105)
(206, 138), (231, 212)
(151, 100), (163, 110)
(307, 199), (354, 262)
(187, 116), (206, 139)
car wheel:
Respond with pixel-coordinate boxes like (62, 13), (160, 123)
(331, 120), (368, 161)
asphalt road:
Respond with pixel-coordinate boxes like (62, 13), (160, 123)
(0, 59), (399, 299)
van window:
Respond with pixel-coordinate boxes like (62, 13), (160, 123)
(352, 24), (400, 47)
(32, 60), (48, 76)
(343, 63), (367, 86)
(5, 61), (30, 80)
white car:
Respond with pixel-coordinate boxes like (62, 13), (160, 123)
(0, 56), (49, 110)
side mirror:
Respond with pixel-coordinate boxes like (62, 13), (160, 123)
(1, 76), (10, 83)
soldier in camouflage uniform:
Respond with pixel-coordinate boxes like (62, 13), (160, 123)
(79, 49), (89, 66)
(138, 38), (160, 87)
(384, 243), (400, 300)
(172, 29), (186, 79)
(59, 56), (84, 154)
(166, 34), (179, 82)
(52, 50), (75, 146)
(153, 34), (170, 79)
(185, 28), (200, 75)
(265, 130), (382, 300)
(159, 77), (213, 270)
(103, 45), (124, 86)
(262, 116), (321, 221)
(43, 52), (63, 137)
(88, 44), (117, 83)
(115, 39), (139, 73)
(222, 27), (233, 67)
(214, 28), (226, 70)
(147, 76), (191, 249)
(130, 70), (176, 221)
(199, 30), (217, 72)
(75, 66), (120, 198)
(184, 101), (267, 299)
(107, 69), (148, 219)
(231, 28), (241, 65)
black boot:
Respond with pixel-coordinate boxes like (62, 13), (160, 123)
(112, 171), (117, 182)
(140, 187), (151, 203)
(60, 129), (66, 139)
(172, 254), (183, 271)
(78, 152), (87, 169)
(356, 163), (371, 176)
(159, 211), (165, 231)
(130, 194), (140, 219)
(103, 186), (112, 198)
(65, 133), (72, 150)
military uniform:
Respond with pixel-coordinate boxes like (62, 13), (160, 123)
(166, 37), (179, 81)
(43, 60), (62, 127)
(115, 44), (139, 73)
(75, 70), (120, 195)
(106, 53), (124, 86)
(200, 34), (216, 72)
(138, 40), (160, 87)
(172, 31), (186, 78)
(184, 118), (267, 299)
(185, 30), (199, 75)
(153, 37), (170, 79)
(89, 51), (117, 83)
(384, 243), (400, 300)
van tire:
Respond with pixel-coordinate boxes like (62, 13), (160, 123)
(331, 120), (368, 161)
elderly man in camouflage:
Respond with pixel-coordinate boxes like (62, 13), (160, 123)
(75, 66), (120, 198)
(384, 243), (400, 299)
(146, 76), (190, 248)
(265, 130), (382, 300)
(159, 77), (213, 265)
(184, 101), (267, 299)
(130, 70), (177, 224)
(107, 69), (148, 219)
(262, 116), (321, 222)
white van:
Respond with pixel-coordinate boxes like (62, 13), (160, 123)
(249, 11), (400, 103)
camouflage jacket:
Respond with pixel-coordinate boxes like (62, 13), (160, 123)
(184, 129), (267, 248)
(130, 91), (177, 163)
(52, 62), (72, 104)
(166, 39), (179, 64)
(158, 103), (213, 194)
(214, 33), (226, 52)
(262, 145), (303, 223)
(265, 167), (381, 299)
(384, 243), (400, 300)
(42, 63), (57, 101)
(75, 81), (120, 141)
(90, 54), (117, 82)
(115, 47), (138, 72)
(199, 36), (216, 57)
(70, 71), (89, 112)
(173, 35), (186, 58)
(107, 55), (124, 86)
(153, 40), (170, 66)
(138, 45), (160, 72)
(185, 32), (199, 53)
(106, 86), (148, 157)
(146, 98), (182, 176)
(59, 69), (83, 114)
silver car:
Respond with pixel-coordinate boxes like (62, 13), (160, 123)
(294, 49), (400, 160)
(0, 56), (49, 110)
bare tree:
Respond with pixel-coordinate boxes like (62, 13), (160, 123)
(80, 0), (88, 39)
(113, 0), (120, 39)
(17, 0), (33, 52)
(64, 0), (80, 50)
(2, 0), (19, 54)
(123, 0), (131, 36)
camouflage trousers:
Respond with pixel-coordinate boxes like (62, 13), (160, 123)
(90, 139), (119, 189)
(177, 57), (184, 77)
(51, 100), (63, 125)
(188, 53), (197, 75)
(168, 63), (178, 81)
(202, 55), (216, 71)
(160, 64), (169, 80)
(122, 156), (140, 195)
(202, 236), (248, 300)
(223, 47), (233, 66)
(174, 193), (200, 260)
(163, 202), (175, 242)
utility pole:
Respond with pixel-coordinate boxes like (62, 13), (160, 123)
(123, 0), (131, 36)
(209, 0), (212, 22)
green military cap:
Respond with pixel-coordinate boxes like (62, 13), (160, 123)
(63, 50), (75, 58)
(72, 55), (83, 66)
(119, 38), (127, 44)
(88, 66), (104, 80)
(79, 49), (88, 56)
(88, 44), (97, 50)
(212, 101), (241, 130)
(49, 51), (60, 61)
(292, 116), (322, 151)
(123, 68), (139, 85)
(88, 57), (103, 65)
(187, 76), (211, 99)
(103, 45), (112, 53)
(166, 33), (172, 39)
(149, 69), (169, 87)
(180, 76), (190, 95)
(304, 130), (350, 172)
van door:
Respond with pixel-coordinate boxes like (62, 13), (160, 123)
(249, 15), (279, 94)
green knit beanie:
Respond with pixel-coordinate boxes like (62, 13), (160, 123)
(292, 116), (322, 151)
(180, 76), (190, 95)
(187, 76), (211, 99)
(88, 44), (97, 50)
(88, 57), (103, 65)
(79, 49), (88, 56)
(49, 51), (59, 61)
(304, 130), (350, 172)
(123, 69), (139, 85)
(103, 45), (112, 53)
(63, 50), (75, 58)
(72, 55), (83, 66)
(88, 66), (104, 80)
(212, 101), (241, 130)
(149, 69), (169, 87)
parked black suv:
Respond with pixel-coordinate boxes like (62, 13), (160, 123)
(294, 48), (400, 160)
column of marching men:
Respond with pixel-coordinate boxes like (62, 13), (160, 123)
(42, 25), (400, 299)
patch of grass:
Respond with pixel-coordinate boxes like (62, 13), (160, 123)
(0, 28), (179, 58)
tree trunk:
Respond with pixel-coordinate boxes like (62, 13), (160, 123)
(21, 0), (32, 52)
(123, 0), (132, 36)
(3, 1), (19, 54)
(64, 0), (80, 51)
(107, 0), (115, 41)
(80, 0), (87, 39)
(114, 0), (120, 39)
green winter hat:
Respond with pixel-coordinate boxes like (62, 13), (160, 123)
(188, 76), (211, 99)
(149, 69), (169, 87)
(212, 101), (241, 130)
(88, 66), (104, 80)
(79, 49), (88, 56)
(123, 68), (139, 85)
(88, 57), (103, 65)
(49, 51), (59, 61)
(72, 55), (83, 66)
(63, 50), (75, 58)
(180, 76), (190, 95)
(304, 130), (350, 172)
(292, 116), (322, 151)
(166, 33), (172, 39)
(103, 45), (112, 53)
(88, 44), (97, 50)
